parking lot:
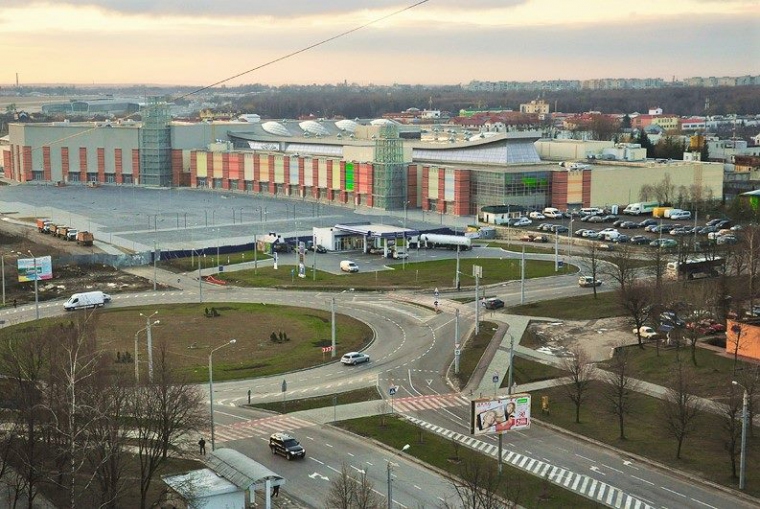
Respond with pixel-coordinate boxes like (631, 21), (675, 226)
(503, 210), (740, 248)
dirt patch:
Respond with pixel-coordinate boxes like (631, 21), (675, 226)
(0, 216), (157, 305)
(526, 316), (636, 362)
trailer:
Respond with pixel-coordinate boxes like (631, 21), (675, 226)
(666, 256), (724, 280)
(413, 234), (472, 250)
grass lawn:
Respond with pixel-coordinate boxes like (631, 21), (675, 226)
(0, 303), (372, 384)
(508, 355), (568, 387)
(161, 249), (271, 272)
(533, 380), (760, 497)
(215, 258), (572, 290)
(251, 387), (382, 413)
(508, 293), (626, 320)
(597, 343), (758, 400)
(336, 415), (603, 508)
(452, 321), (499, 389)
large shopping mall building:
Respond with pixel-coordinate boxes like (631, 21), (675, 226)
(3, 101), (723, 217)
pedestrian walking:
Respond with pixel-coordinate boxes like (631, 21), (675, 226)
(198, 437), (206, 455)
(272, 484), (279, 497)
(13, 299), (17, 308)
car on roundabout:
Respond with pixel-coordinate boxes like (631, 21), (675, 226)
(482, 297), (505, 310)
(578, 276), (602, 288)
(341, 352), (370, 365)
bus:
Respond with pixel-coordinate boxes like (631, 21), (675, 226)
(666, 256), (724, 280)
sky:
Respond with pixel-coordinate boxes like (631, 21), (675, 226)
(1, 0), (758, 88)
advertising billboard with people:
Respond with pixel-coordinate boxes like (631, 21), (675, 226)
(470, 394), (531, 436)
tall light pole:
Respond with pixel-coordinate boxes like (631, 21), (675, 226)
(387, 444), (410, 509)
(139, 311), (159, 382)
(27, 250), (39, 320)
(732, 380), (749, 490)
(134, 318), (159, 383)
(209, 339), (237, 451)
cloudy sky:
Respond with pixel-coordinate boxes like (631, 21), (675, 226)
(1, 0), (758, 87)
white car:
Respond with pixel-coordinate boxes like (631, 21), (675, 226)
(669, 210), (692, 220)
(512, 217), (532, 227)
(341, 352), (370, 365)
(529, 211), (545, 220)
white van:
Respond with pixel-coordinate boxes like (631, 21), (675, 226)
(579, 207), (603, 216)
(542, 207), (563, 219)
(63, 291), (111, 311)
(340, 260), (359, 273)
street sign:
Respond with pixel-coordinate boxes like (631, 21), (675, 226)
(389, 386), (398, 396)
(321, 346), (333, 353)
(492, 374), (499, 384)
(455, 349), (461, 355)
(434, 287), (439, 298)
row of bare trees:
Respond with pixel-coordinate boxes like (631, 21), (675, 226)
(0, 312), (206, 509)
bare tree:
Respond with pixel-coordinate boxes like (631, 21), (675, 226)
(727, 322), (746, 374)
(602, 344), (637, 440)
(560, 346), (595, 423)
(583, 242), (602, 299)
(600, 244), (637, 293)
(661, 360), (704, 459)
(441, 457), (518, 509)
(721, 384), (744, 479)
(131, 344), (206, 509)
(323, 462), (382, 509)
(618, 282), (653, 349)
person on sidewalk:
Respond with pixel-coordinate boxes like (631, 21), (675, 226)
(272, 484), (279, 497)
(198, 437), (206, 455)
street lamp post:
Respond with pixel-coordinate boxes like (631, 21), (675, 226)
(139, 312), (159, 382)
(387, 444), (410, 509)
(732, 380), (749, 490)
(134, 318), (159, 383)
(209, 339), (237, 452)
(27, 250), (40, 320)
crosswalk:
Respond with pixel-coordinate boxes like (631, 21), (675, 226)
(391, 393), (470, 413)
(405, 416), (655, 509)
(215, 414), (314, 444)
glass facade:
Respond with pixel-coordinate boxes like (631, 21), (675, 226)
(471, 169), (551, 213)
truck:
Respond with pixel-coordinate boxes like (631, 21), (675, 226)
(63, 291), (111, 311)
(55, 225), (72, 238)
(623, 201), (659, 215)
(36, 218), (52, 233)
(666, 256), (724, 280)
(65, 229), (78, 241)
(76, 231), (94, 246)
(43, 222), (58, 234)
(413, 234), (472, 250)
(652, 207), (673, 218)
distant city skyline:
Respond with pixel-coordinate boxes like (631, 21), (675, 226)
(1, 0), (758, 87)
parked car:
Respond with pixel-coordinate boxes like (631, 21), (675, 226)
(529, 211), (546, 220)
(520, 233), (549, 243)
(613, 234), (630, 243)
(482, 297), (505, 310)
(686, 319), (726, 335)
(308, 244), (327, 253)
(650, 238), (678, 248)
(630, 235), (649, 245)
(601, 215), (618, 222)
(574, 228), (592, 236)
(638, 219), (658, 228)
(660, 311), (686, 328)
(392, 250), (408, 259)
(551, 225), (569, 233)
(619, 221), (639, 229)
(633, 326), (659, 339)
(536, 223), (555, 231)
(669, 210), (692, 220)
(578, 276), (602, 288)
(512, 217), (532, 227)
(269, 433), (306, 460)
(341, 352), (370, 365)
(583, 215), (604, 223)
(717, 235), (738, 245)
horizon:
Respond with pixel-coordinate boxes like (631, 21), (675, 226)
(1, 1), (757, 88)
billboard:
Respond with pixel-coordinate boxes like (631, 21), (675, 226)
(17, 256), (53, 283)
(471, 394), (531, 436)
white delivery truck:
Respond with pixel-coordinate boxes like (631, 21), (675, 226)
(63, 291), (112, 311)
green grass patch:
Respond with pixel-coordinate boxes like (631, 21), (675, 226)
(533, 380), (760, 497)
(215, 258), (568, 290)
(507, 355), (568, 387)
(251, 387), (382, 413)
(507, 293), (626, 320)
(0, 303), (372, 384)
(336, 415), (603, 508)
(161, 249), (271, 272)
(453, 321), (500, 389)
(597, 344), (756, 400)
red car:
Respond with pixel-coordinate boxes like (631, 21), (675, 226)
(686, 319), (726, 335)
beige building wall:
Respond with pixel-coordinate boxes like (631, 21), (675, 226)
(535, 139), (615, 161)
(588, 161), (723, 207)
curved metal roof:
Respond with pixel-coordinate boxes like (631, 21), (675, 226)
(261, 121), (292, 137)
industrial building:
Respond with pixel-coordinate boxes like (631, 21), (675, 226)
(4, 104), (723, 217)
